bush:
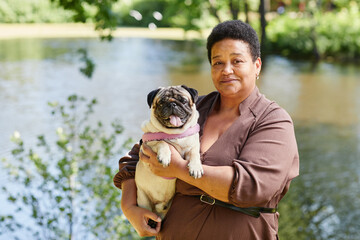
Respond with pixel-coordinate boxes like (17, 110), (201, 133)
(267, 3), (360, 60)
(0, 95), (138, 239)
(266, 15), (314, 57)
(0, 0), (74, 23)
(316, 4), (360, 59)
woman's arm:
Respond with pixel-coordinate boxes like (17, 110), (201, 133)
(228, 108), (299, 207)
(113, 142), (140, 189)
(120, 179), (161, 237)
(114, 143), (161, 237)
(140, 144), (234, 202)
(139, 107), (299, 206)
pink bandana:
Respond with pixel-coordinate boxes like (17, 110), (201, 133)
(142, 123), (200, 181)
(142, 124), (200, 142)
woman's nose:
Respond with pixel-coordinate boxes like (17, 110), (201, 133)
(222, 62), (233, 74)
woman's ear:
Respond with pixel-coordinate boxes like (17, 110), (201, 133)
(255, 57), (262, 76)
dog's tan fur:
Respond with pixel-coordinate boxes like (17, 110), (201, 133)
(135, 86), (203, 219)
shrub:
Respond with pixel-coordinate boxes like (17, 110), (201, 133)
(0, 95), (138, 239)
(267, 3), (360, 60)
(0, 0), (74, 23)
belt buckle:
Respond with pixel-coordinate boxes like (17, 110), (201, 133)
(200, 194), (215, 205)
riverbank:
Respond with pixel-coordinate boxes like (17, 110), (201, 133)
(0, 23), (209, 40)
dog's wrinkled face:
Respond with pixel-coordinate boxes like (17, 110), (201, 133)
(148, 85), (198, 128)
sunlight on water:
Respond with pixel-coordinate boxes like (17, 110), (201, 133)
(0, 38), (360, 239)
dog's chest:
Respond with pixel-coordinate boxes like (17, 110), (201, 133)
(164, 136), (195, 158)
(135, 161), (176, 196)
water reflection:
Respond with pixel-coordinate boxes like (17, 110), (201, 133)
(259, 56), (360, 126)
(0, 38), (360, 239)
(280, 123), (360, 239)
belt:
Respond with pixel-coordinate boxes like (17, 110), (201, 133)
(196, 194), (277, 218)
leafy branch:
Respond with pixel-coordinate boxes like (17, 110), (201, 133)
(1, 95), (137, 239)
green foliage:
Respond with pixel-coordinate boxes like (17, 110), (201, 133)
(165, 0), (213, 31)
(162, 0), (259, 30)
(78, 48), (96, 78)
(0, 0), (121, 40)
(0, 95), (138, 239)
(51, 0), (121, 40)
(315, 3), (360, 59)
(0, 0), (257, 30)
(266, 2), (360, 60)
(266, 14), (314, 57)
(278, 179), (324, 240)
(120, 0), (171, 28)
(0, 0), (74, 23)
(115, 0), (262, 29)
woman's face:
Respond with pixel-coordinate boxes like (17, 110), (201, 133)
(210, 38), (261, 100)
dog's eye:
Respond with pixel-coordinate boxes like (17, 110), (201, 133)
(180, 98), (188, 104)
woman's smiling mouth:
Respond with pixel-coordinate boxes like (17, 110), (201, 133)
(220, 78), (238, 83)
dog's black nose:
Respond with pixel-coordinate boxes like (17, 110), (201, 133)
(170, 102), (177, 107)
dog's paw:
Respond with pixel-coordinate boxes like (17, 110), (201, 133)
(188, 161), (204, 179)
(157, 151), (171, 167)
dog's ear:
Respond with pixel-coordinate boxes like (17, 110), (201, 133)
(181, 85), (198, 103)
(147, 88), (161, 108)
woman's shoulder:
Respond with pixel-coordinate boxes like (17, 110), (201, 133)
(253, 93), (293, 124)
(196, 91), (218, 103)
(196, 91), (219, 108)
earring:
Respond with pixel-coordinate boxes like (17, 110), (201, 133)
(256, 74), (260, 80)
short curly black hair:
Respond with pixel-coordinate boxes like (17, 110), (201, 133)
(206, 20), (261, 63)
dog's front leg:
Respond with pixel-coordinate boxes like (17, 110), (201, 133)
(186, 145), (203, 179)
(148, 141), (171, 167)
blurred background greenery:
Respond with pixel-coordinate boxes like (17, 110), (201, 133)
(0, 0), (360, 239)
(0, 0), (359, 59)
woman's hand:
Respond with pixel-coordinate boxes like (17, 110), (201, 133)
(140, 143), (187, 179)
(121, 179), (161, 237)
(122, 204), (161, 237)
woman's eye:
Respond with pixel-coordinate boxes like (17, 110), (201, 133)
(212, 61), (222, 66)
(233, 59), (243, 64)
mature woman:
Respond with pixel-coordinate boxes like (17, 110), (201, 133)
(114, 20), (299, 239)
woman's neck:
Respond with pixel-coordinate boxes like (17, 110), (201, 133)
(216, 86), (255, 115)
(214, 96), (241, 116)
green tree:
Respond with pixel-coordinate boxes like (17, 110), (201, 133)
(0, 0), (74, 23)
(266, 1), (360, 60)
(0, 95), (138, 239)
(163, 0), (269, 50)
(165, 0), (261, 30)
(51, 0), (121, 40)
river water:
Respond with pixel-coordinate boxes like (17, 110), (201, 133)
(0, 37), (359, 239)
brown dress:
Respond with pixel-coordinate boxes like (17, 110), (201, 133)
(113, 87), (299, 240)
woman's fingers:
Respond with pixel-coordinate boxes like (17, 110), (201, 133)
(140, 143), (155, 163)
(144, 211), (162, 233)
(145, 210), (162, 223)
(141, 143), (154, 156)
(125, 205), (161, 237)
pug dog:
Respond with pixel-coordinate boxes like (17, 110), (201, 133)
(135, 85), (203, 220)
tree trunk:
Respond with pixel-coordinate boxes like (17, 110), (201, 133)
(244, 0), (249, 23)
(229, 0), (240, 20)
(259, 0), (267, 51)
(309, 12), (320, 60)
(208, 0), (222, 23)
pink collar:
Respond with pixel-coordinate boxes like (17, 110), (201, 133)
(142, 124), (200, 142)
